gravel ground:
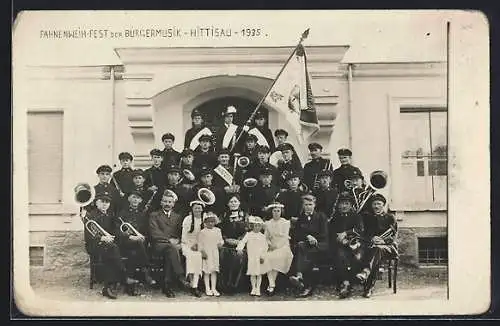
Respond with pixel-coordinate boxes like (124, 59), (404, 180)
(29, 265), (447, 302)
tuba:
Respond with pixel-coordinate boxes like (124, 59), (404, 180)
(74, 183), (113, 241)
(197, 187), (216, 205)
(118, 217), (144, 238)
(352, 170), (388, 213)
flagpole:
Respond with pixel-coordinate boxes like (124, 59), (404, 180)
(230, 28), (311, 153)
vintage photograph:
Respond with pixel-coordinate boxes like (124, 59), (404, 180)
(12, 10), (489, 316)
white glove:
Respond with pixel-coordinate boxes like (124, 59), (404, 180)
(243, 125), (250, 132)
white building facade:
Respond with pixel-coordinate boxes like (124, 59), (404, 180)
(25, 45), (447, 269)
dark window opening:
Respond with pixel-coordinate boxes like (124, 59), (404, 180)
(30, 246), (44, 266)
(418, 237), (447, 265)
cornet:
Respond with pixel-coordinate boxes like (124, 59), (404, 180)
(118, 217), (144, 238)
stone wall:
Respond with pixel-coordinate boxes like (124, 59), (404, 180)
(43, 231), (89, 271)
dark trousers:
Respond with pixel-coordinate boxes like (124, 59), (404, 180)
(220, 246), (247, 289)
(92, 242), (127, 286)
(363, 244), (397, 290)
(332, 244), (364, 283)
(153, 242), (184, 286)
(294, 241), (329, 287)
(120, 239), (150, 276)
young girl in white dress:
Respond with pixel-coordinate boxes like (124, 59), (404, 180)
(197, 212), (224, 296)
(181, 200), (205, 297)
(236, 216), (270, 296)
(264, 202), (294, 296)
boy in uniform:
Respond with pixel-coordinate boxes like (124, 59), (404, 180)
(193, 134), (218, 171)
(277, 143), (303, 189)
(244, 166), (280, 218)
(90, 165), (121, 215)
(191, 167), (226, 217)
(129, 169), (154, 213)
(164, 164), (194, 217)
(81, 193), (139, 299)
(303, 143), (333, 191)
(160, 133), (181, 170)
(312, 170), (339, 217)
(247, 110), (275, 152)
(113, 152), (135, 199)
(276, 170), (307, 221)
(144, 149), (167, 212)
(245, 145), (279, 185)
(179, 148), (197, 187)
(332, 148), (364, 193)
(240, 134), (259, 165)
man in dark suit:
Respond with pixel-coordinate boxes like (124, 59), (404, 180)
(303, 143), (333, 191)
(149, 191), (189, 297)
(288, 194), (329, 298)
(332, 148), (364, 193)
(160, 133), (181, 171)
(356, 194), (398, 298)
(312, 170), (339, 217)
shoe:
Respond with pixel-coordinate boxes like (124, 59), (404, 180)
(163, 287), (176, 298)
(178, 276), (190, 289)
(356, 269), (370, 283)
(250, 289), (256, 296)
(362, 287), (373, 298)
(266, 287), (275, 296)
(212, 289), (221, 297)
(289, 275), (304, 290)
(338, 282), (350, 299)
(102, 286), (117, 299)
(255, 289), (261, 297)
(296, 286), (313, 298)
(206, 289), (214, 296)
(144, 272), (157, 287)
(190, 287), (202, 298)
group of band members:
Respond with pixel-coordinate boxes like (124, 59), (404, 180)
(82, 105), (398, 300)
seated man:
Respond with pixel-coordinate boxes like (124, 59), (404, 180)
(288, 194), (329, 298)
(149, 191), (190, 297)
(328, 192), (364, 299)
(82, 192), (139, 299)
(356, 194), (398, 298)
(116, 191), (156, 288)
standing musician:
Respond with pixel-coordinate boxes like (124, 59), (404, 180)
(128, 169), (154, 213)
(184, 109), (213, 151)
(332, 148), (364, 193)
(240, 134), (260, 165)
(270, 129), (301, 168)
(193, 134), (218, 171)
(288, 194), (329, 298)
(144, 149), (168, 212)
(328, 192), (364, 299)
(276, 170), (307, 222)
(356, 194), (398, 298)
(82, 192), (139, 299)
(164, 164), (194, 218)
(247, 110), (275, 152)
(303, 143), (333, 191)
(244, 166), (280, 218)
(149, 191), (190, 297)
(89, 165), (121, 215)
(245, 145), (279, 185)
(312, 170), (339, 217)
(160, 133), (181, 171)
(112, 152), (136, 199)
(214, 105), (248, 152)
(213, 149), (236, 193)
(277, 143), (303, 189)
(179, 148), (198, 187)
(191, 167), (226, 217)
(116, 191), (156, 288)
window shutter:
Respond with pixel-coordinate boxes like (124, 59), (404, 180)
(28, 112), (63, 204)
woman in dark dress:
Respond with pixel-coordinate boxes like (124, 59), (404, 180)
(217, 194), (249, 293)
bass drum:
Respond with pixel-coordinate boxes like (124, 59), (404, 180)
(269, 150), (283, 168)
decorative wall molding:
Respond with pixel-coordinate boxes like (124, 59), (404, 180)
(351, 62), (446, 78)
(115, 46), (350, 65)
(27, 65), (125, 80)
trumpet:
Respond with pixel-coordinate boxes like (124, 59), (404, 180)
(82, 215), (114, 241)
(118, 217), (144, 238)
(351, 170), (388, 213)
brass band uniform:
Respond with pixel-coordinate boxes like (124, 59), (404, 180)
(184, 109), (213, 152)
(312, 170), (339, 216)
(193, 134), (218, 171)
(332, 148), (364, 193)
(303, 143), (333, 191)
(91, 165), (121, 215)
(160, 133), (181, 171)
(144, 149), (168, 212)
(277, 143), (303, 189)
(247, 110), (275, 153)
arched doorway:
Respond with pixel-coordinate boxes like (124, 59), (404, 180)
(194, 96), (270, 129)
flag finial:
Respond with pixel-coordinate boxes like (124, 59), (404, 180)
(301, 28), (310, 40)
